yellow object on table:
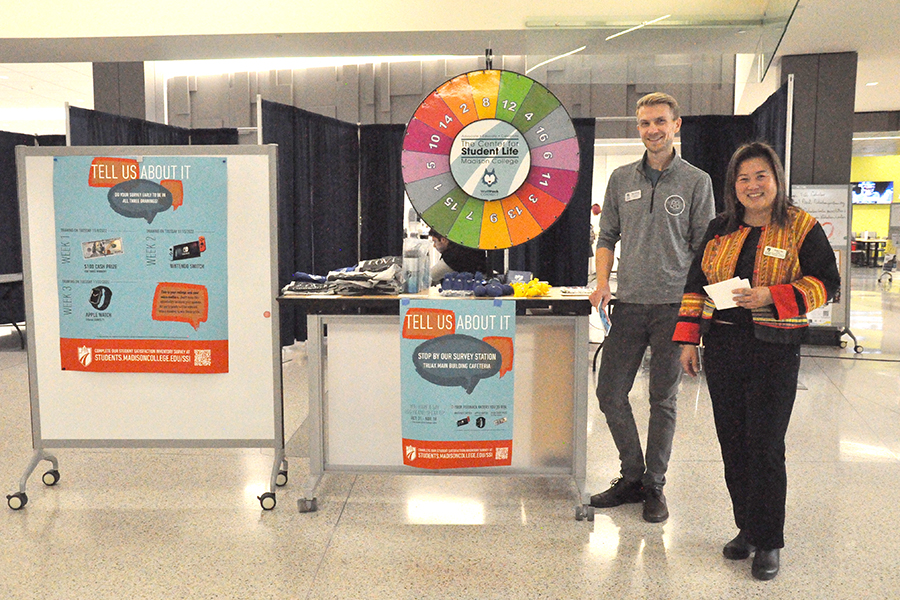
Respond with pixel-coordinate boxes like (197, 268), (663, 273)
(512, 278), (551, 297)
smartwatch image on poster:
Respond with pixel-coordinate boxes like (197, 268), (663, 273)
(89, 285), (113, 311)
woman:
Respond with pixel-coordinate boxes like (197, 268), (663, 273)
(673, 142), (840, 581)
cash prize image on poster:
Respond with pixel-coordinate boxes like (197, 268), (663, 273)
(53, 155), (228, 373)
(400, 298), (515, 469)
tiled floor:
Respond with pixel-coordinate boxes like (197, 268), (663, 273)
(2, 266), (899, 599)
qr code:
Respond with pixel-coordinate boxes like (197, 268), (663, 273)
(495, 446), (509, 460)
(194, 349), (212, 367)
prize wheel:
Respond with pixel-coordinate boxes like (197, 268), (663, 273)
(402, 70), (580, 250)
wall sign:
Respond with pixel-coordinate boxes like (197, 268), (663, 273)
(402, 70), (580, 249)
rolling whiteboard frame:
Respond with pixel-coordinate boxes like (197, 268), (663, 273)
(16, 145), (282, 453)
(790, 184), (851, 331)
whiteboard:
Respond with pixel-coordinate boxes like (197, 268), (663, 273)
(791, 184), (850, 244)
(790, 184), (850, 329)
(17, 145), (282, 446)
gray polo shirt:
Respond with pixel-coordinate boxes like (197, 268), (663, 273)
(596, 152), (715, 304)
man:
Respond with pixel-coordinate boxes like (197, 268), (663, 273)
(589, 92), (715, 523)
(429, 228), (489, 284)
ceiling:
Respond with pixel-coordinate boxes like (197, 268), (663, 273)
(0, 0), (897, 136)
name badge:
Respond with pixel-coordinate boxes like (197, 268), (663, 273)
(625, 190), (642, 202)
(763, 246), (787, 259)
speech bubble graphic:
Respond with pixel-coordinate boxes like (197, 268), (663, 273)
(412, 334), (502, 394)
(482, 336), (514, 377)
(151, 282), (209, 330)
(108, 179), (173, 224)
(160, 179), (184, 210)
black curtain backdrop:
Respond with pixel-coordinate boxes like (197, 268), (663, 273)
(0, 131), (66, 323)
(68, 107), (238, 146)
(490, 117), (595, 286)
(680, 115), (755, 214)
(305, 112), (360, 273)
(750, 83), (789, 165)
(359, 124), (406, 260)
(144, 120), (191, 145)
(262, 100), (360, 344)
(0, 132), (35, 280)
(69, 107), (185, 145)
(37, 134), (67, 147)
(680, 83), (789, 213)
(190, 128), (240, 145)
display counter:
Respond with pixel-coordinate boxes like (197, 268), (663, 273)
(278, 289), (595, 518)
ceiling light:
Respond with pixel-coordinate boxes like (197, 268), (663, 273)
(524, 46), (586, 75)
(866, 82), (879, 86)
(606, 15), (671, 41)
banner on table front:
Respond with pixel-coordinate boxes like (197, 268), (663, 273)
(400, 298), (515, 469)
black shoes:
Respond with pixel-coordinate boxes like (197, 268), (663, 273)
(589, 477), (644, 508)
(642, 486), (668, 523)
(751, 548), (780, 580)
(589, 478), (668, 523)
(723, 531), (756, 560)
(723, 532), (780, 580)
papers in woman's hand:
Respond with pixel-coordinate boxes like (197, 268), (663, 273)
(703, 277), (751, 310)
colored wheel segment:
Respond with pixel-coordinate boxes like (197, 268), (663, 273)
(402, 70), (579, 250)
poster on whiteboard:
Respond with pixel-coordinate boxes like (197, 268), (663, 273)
(400, 298), (515, 469)
(53, 155), (228, 373)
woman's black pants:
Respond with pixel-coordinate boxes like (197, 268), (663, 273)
(703, 323), (801, 550)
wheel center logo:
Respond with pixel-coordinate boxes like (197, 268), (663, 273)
(449, 119), (530, 200)
(665, 195), (686, 216)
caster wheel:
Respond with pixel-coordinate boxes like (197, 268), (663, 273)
(7, 492), (27, 510)
(42, 470), (60, 486)
(275, 470), (288, 487)
(840, 341), (848, 348)
(575, 505), (595, 521)
(854, 345), (864, 354)
(298, 497), (318, 513)
(258, 492), (276, 510)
